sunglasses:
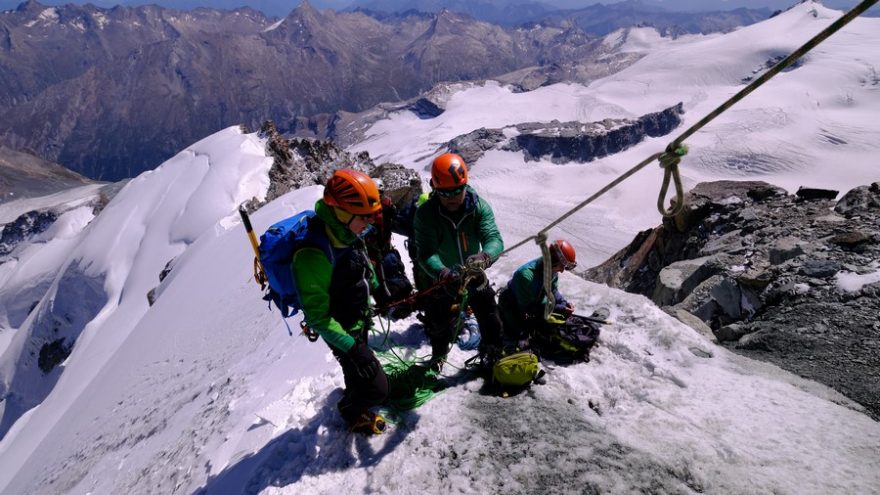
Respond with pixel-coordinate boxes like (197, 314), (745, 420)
(435, 186), (466, 198)
(557, 259), (577, 271)
(333, 208), (375, 226)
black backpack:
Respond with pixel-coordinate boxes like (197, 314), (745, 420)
(533, 314), (601, 363)
(374, 248), (414, 319)
(363, 199), (415, 319)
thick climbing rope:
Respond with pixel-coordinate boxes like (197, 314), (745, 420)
(539, 236), (555, 320)
(372, 315), (441, 411)
(497, 0), (878, 318)
(371, 266), (489, 411)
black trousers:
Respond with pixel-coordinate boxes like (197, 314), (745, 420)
(330, 329), (389, 423)
(422, 277), (503, 359)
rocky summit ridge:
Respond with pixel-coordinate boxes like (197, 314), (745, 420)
(585, 180), (880, 420)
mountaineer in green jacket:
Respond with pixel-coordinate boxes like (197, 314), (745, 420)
(291, 169), (388, 434)
(413, 153), (505, 371)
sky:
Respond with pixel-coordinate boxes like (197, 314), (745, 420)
(1, 0), (873, 15)
(0, 1), (879, 494)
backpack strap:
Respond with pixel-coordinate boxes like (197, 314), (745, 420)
(299, 216), (335, 264)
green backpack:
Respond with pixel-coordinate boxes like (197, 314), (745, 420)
(492, 351), (541, 388)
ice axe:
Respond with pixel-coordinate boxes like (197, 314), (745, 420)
(238, 204), (267, 288)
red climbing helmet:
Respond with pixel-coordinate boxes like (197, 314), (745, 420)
(550, 239), (577, 270)
(323, 169), (382, 215)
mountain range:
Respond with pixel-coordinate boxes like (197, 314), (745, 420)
(2, 1), (876, 17)
(0, 0), (772, 181)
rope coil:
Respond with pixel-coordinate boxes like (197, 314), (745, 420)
(537, 236), (556, 320)
(657, 144), (688, 217)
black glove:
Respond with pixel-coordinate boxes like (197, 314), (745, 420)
(345, 341), (380, 380)
(553, 301), (575, 317)
(388, 302), (413, 320)
(439, 267), (461, 285)
(465, 252), (492, 270)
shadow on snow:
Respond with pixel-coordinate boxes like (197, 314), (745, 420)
(194, 389), (418, 495)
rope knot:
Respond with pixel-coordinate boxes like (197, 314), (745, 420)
(656, 144), (688, 217)
(535, 232), (548, 245)
(659, 144), (688, 170)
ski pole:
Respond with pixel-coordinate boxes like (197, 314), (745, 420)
(571, 313), (612, 325)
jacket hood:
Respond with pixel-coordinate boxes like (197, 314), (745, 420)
(315, 199), (358, 246)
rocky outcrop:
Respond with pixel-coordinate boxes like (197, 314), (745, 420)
(0, 183), (122, 262)
(0, 210), (58, 258)
(371, 162), (424, 208)
(508, 103), (684, 163)
(409, 98), (445, 119)
(435, 103), (683, 166)
(243, 121), (422, 214)
(584, 181), (880, 419)
(0, 259), (108, 439)
(447, 128), (508, 167)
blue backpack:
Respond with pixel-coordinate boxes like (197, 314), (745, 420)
(258, 210), (332, 319)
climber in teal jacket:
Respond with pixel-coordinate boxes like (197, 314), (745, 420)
(413, 153), (504, 371)
(498, 239), (577, 346)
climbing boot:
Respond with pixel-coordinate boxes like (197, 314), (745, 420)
(465, 345), (500, 374)
(348, 411), (386, 435)
(427, 355), (447, 373)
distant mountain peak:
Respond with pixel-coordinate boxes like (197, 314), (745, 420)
(428, 8), (473, 34)
(295, 0), (318, 14)
(286, 0), (323, 22)
(15, 0), (46, 13)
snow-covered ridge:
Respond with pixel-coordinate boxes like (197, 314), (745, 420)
(601, 25), (713, 54)
(0, 127), (272, 458)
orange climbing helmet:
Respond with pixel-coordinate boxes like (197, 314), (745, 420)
(550, 239), (577, 270)
(430, 153), (468, 190)
(323, 169), (382, 215)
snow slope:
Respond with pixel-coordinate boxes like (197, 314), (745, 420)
(2, 179), (879, 494)
(0, 127), (273, 478)
(0, 184), (104, 353)
(0, 2), (879, 494)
